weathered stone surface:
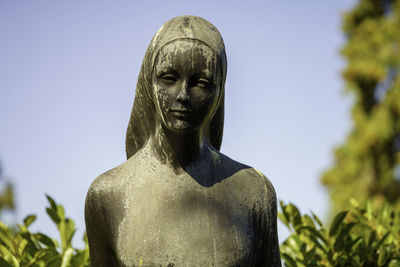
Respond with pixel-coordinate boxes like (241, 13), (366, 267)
(85, 15), (281, 267)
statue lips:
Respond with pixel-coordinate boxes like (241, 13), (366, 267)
(170, 108), (192, 119)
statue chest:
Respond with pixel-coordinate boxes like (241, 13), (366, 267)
(112, 176), (259, 266)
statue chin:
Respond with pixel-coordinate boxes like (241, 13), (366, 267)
(85, 15), (281, 267)
(165, 118), (195, 133)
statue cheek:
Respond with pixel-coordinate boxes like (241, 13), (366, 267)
(195, 92), (216, 113)
(154, 86), (172, 119)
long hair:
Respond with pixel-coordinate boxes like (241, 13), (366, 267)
(126, 16), (227, 159)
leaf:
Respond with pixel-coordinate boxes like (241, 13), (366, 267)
(355, 239), (368, 262)
(299, 242), (307, 256)
(0, 257), (13, 267)
(303, 246), (316, 265)
(27, 250), (48, 266)
(56, 205), (66, 221)
(58, 219), (76, 252)
(285, 203), (302, 230)
(377, 245), (390, 266)
(280, 201), (292, 230)
(329, 211), (348, 237)
(366, 200), (372, 220)
(375, 232), (390, 249)
(39, 249), (61, 267)
(302, 214), (315, 228)
(367, 231), (376, 250)
(311, 211), (323, 227)
(60, 247), (74, 267)
(304, 231), (326, 252)
(281, 252), (298, 267)
(287, 235), (302, 251)
(381, 203), (392, 222)
(16, 224), (27, 234)
(23, 215), (36, 228)
(349, 198), (359, 208)
(46, 208), (61, 225)
(387, 259), (400, 267)
(278, 212), (290, 229)
(334, 222), (355, 252)
(35, 233), (57, 249)
(45, 195), (66, 225)
(46, 195), (57, 211)
(0, 244), (19, 267)
(0, 227), (15, 251)
(70, 249), (90, 267)
(298, 225), (328, 246)
(17, 239), (28, 257)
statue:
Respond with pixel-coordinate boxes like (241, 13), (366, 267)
(85, 16), (281, 267)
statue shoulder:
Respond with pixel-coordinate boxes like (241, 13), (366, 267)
(252, 168), (276, 197)
(256, 168), (277, 202)
(85, 155), (145, 212)
(215, 151), (277, 203)
(239, 167), (277, 205)
(86, 170), (113, 214)
(87, 167), (120, 195)
(85, 163), (127, 211)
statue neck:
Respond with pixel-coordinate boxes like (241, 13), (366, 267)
(151, 124), (206, 171)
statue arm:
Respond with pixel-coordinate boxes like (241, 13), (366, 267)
(262, 179), (281, 267)
(85, 187), (118, 267)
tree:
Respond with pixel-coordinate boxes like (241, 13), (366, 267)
(0, 160), (14, 215)
(322, 0), (400, 214)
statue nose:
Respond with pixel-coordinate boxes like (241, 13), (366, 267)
(176, 82), (190, 103)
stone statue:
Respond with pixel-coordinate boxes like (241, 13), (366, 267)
(85, 16), (281, 267)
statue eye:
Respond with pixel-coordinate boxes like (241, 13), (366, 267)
(161, 74), (178, 84)
(196, 78), (211, 88)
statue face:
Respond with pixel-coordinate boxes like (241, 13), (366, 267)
(153, 40), (220, 133)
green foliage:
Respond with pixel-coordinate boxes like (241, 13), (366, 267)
(322, 0), (400, 213)
(0, 161), (14, 214)
(279, 200), (400, 267)
(0, 183), (14, 213)
(0, 195), (89, 267)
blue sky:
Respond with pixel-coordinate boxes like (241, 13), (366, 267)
(0, 0), (355, 247)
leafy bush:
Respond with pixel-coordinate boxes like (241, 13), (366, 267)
(0, 195), (89, 267)
(279, 199), (400, 267)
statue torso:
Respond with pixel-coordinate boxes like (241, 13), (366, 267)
(89, 146), (276, 267)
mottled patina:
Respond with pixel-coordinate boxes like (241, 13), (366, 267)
(85, 16), (281, 267)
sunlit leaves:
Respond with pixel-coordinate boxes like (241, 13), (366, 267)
(0, 196), (90, 267)
(279, 200), (400, 267)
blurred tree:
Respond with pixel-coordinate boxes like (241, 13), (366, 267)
(0, 183), (14, 212)
(0, 160), (14, 216)
(322, 0), (400, 214)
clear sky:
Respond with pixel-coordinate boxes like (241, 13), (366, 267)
(0, 0), (355, 247)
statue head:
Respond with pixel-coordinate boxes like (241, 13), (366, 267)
(126, 16), (227, 159)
